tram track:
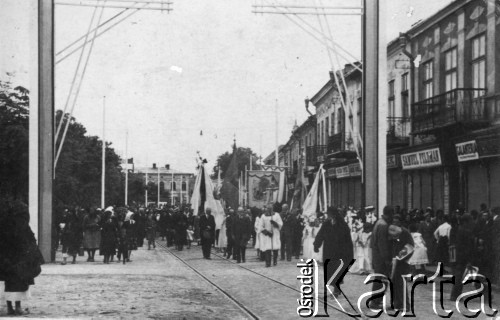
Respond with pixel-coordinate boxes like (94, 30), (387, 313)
(156, 240), (359, 319)
(155, 241), (260, 320)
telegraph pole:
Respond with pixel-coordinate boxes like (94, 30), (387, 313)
(33, 0), (55, 262)
(362, 0), (387, 212)
(101, 96), (106, 209)
(124, 130), (129, 206)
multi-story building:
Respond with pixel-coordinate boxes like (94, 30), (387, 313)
(389, 0), (500, 213)
(310, 64), (363, 208)
(133, 163), (194, 205)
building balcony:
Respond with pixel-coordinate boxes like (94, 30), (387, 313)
(326, 132), (359, 159)
(305, 145), (326, 166)
(387, 117), (410, 148)
(411, 88), (489, 135)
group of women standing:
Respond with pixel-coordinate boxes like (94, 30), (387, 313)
(59, 207), (140, 265)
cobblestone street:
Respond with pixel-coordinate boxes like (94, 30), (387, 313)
(2, 241), (498, 319)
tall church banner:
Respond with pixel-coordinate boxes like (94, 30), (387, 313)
(247, 170), (281, 208)
(260, 165), (287, 203)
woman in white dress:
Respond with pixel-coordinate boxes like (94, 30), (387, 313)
(352, 222), (373, 275)
(349, 216), (363, 274)
(302, 218), (315, 260)
(408, 224), (429, 272)
(254, 213), (263, 259)
(217, 213), (228, 255)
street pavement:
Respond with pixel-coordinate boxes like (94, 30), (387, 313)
(0, 241), (498, 319)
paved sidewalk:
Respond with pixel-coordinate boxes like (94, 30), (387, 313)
(0, 244), (250, 319)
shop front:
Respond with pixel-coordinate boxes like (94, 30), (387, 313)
(329, 162), (362, 208)
(400, 146), (450, 213)
(455, 135), (500, 211)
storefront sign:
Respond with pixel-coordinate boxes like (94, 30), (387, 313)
(326, 168), (336, 178)
(455, 140), (479, 162)
(387, 155), (398, 169)
(348, 163), (362, 177)
(335, 166), (350, 178)
(401, 148), (442, 170)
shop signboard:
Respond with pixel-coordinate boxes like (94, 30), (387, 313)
(326, 168), (336, 178)
(455, 140), (479, 162)
(349, 163), (362, 176)
(401, 148), (442, 170)
(387, 155), (398, 169)
(335, 166), (350, 178)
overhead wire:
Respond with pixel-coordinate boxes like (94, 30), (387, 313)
(55, 1), (107, 170)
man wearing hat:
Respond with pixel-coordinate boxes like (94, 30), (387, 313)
(313, 207), (353, 297)
(199, 207), (216, 259)
(369, 206), (394, 309)
(231, 207), (253, 263)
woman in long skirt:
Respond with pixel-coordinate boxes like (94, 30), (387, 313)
(60, 210), (82, 265)
(100, 211), (118, 264)
(0, 201), (44, 315)
(82, 209), (101, 262)
(217, 213), (228, 255)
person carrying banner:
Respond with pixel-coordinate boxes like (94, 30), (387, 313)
(199, 207), (216, 259)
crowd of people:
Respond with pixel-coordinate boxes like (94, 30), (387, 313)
(55, 205), (197, 265)
(2, 199), (499, 316)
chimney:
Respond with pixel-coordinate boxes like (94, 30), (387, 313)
(165, 164), (170, 170)
(152, 163), (156, 169)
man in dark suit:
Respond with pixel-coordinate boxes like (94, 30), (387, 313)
(369, 206), (394, 309)
(199, 207), (216, 259)
(232, 207), (253, 263)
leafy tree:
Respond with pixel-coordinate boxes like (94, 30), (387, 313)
(212, 146), (259, 179)
(54, 110), (124, 209)
(0, 78), (29, 202)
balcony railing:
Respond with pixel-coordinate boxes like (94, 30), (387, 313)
(305, 145), (326, 166)
(327, 132), (357, 154)
(411, 88), (488, 134)
(387, 117), (410, 146)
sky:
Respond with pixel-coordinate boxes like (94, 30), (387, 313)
(1, 0), (453, 174)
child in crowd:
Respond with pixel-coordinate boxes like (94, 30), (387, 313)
(408, 223), (429, 273)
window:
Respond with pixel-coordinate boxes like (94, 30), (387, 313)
(321, 121), (324, 145)
(317, 124), (320, 145)
(331, 112), (335, 134)
(445, 48), (457, 92)
(388, 80), (395, 117)
(325, 116), (329, 139)
(357, 97), (363, 138)
(401, 73), (409, 118)
(182, 181), (187, 191)
(171, 181), (176, 191)
(471, 35), (486, 96)
(423, 61), (434, 99)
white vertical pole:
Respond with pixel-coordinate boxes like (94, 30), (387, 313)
(171, 170), (174, 205)
(250, 155), (253, 171)
(101, 96), (106, 209)
(180, 175), (183, 205)
(157, 166), (160, 206)
(29, 0), (39, 241)
(124, 130), (128, 206)
(145, 166), (148, 206)
(245, 165), (248, 207)
(275, 99), (279, 166)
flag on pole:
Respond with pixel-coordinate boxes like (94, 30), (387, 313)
(302, 164), (326, 219)
(221, 147), (239, 210)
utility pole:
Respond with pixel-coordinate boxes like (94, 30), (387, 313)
(362, 0), (387, 212)
(32, 0), (55, 262)
(157, 165), (160, 207)
(101, 96), (106, 209)
(171, 170), (174, 205)
(124, 130), (129, 206)
(145, 165), (148, 206)
(275, 99), (279, 166)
